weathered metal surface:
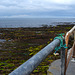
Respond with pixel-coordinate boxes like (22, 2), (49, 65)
(65, 26), (75, 40)
(9, 39), (60, 75)
(61, 47), (65, 75)
(65, 32), (69, 75)
(64, 48), (68, 75)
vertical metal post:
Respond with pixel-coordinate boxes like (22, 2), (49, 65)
(61, 47), (65, 75)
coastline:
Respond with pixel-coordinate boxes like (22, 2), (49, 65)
(0, 25), (74, 75)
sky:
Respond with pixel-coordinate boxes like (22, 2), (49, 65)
(0, 0), (75, 18)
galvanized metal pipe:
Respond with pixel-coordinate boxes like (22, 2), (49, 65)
(61, 47), (65, 75)
(9, 39), (61, 75)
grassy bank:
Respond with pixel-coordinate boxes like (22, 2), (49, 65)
(0, 25), (74, 75)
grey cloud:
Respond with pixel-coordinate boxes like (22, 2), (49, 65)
(0, 0), (75, 17)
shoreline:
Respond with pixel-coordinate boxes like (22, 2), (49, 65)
(0, 24), (74, 29)
(0, 21), (75, 28)
(0, 24), (74, 75)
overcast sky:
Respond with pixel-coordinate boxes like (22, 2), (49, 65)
(0, 0), (75, 18)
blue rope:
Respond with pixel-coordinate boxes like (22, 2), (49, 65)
(54, 33), (68, 53)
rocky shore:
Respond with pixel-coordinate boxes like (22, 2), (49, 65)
(0, 25), (74, 75)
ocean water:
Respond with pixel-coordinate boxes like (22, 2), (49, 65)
(0, 18), (75, 28)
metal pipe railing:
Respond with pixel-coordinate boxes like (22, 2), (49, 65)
(64, 26), (75, 75)
(61, 47), (65, 75)
(9, 39), (61, 75)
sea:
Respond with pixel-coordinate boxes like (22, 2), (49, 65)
(0, 18), (75, 28)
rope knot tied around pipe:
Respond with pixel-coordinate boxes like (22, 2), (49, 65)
(54, 33), (68, 53)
